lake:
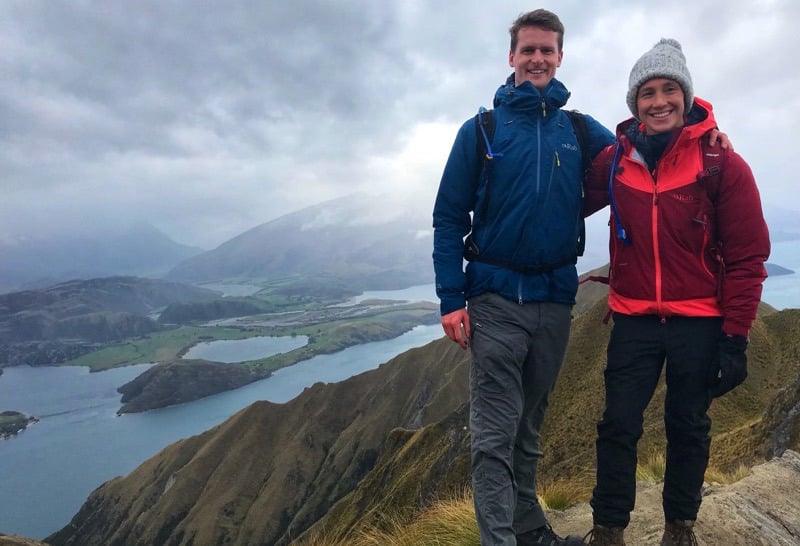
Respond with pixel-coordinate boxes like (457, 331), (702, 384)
(760, 240), (800, 311)
(182, 334), (309, 362)
(0, 283), (443, 540)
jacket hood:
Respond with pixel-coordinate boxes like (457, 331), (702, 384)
(493, 73), (570, 114)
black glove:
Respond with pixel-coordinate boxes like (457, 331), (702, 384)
(709, 334), (749, 398)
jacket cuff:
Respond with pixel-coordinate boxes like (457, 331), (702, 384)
(721, 319), (750, 339)
(440, 294), (467, 316)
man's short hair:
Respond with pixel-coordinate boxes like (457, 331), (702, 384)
(509, 9), (565, 52)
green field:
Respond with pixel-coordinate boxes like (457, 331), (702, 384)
(68, 302), (439, 373)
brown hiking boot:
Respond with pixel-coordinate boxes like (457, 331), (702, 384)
(584, 524), (625, 546)
(660, 520), (698, 545)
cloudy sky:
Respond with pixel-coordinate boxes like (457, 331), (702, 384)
(2, 0), (797, 249)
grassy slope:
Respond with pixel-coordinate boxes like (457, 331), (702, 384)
(44, 295), (800, 546)
(300, 304), (800, 545)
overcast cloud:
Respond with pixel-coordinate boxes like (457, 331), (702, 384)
(1, 0), (797, 249)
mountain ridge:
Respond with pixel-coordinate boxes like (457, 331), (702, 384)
(44, 298), (800, 546)
(165, 194), (434, 289)
(0, 223), (203, 294)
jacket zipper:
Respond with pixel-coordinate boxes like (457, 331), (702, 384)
(651, 172), (664, 320)
(518, 103), (547, 306)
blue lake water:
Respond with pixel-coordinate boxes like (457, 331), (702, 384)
(335, 283), (438, 306)
(198, 282), (263, 297)
(182, 335), (309, 362)
(761, 240), (800, 310)
(0, 323), (444, 539)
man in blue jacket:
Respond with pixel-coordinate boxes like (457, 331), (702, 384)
(432, 9), (614, 546)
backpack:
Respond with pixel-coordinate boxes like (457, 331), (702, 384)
(462, 108), (591, 274)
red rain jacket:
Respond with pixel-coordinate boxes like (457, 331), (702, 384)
(584, 97), (770, 337)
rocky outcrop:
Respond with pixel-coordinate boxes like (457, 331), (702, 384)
(548, 449), (800, 545)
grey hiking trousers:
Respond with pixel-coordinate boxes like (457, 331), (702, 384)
(468, 292), (572, 546)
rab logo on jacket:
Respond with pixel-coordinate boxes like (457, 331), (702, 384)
(671, 193), (696, 203)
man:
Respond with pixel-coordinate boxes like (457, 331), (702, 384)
(432, 9), (614, 546)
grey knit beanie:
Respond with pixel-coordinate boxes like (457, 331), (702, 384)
(626, 38), (694, 118)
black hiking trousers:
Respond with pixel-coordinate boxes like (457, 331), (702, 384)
(590, 313), (722, 528)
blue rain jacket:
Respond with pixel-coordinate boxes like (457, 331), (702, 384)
(433, 77), (614, 315)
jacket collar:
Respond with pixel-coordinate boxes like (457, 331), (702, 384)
(493, 73), (570, 115)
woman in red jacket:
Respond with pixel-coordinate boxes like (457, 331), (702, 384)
(583, 39), (770, 546)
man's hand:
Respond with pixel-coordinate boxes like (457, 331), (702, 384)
(709, 334), (748, 397)
(441, 308), (471, 350)
(708, 129), (734, 151)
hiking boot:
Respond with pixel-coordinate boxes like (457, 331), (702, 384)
(583, 524), (625, 546)
(660, 520), (698, 546)
(517, 523), (586, 545)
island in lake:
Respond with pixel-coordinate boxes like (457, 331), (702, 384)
(0, 411), (38, 439)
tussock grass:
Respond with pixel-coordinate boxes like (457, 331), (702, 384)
(636, 449), (667, 483)
(538, 472), (594, 510)
(705, 464), (750, 485)
(635, 448), (751, 486)
(297, 460), (755, 546)
(303, 476), (594, 546)
(301, 491), (479, 546)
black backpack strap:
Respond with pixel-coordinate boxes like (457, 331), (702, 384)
(698, 137), (724, 202)
(565, 109), (590, 256)
(475, 107), (496, 161)
(472, 108), (497, 228)
(564, 109), (591, 174)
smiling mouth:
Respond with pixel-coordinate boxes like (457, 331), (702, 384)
(650, 110), (673, 119)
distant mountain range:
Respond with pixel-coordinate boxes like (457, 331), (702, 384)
(0, 222), (203, 294)
(165, 194), (434, 290)
(2, 198), (798, 298)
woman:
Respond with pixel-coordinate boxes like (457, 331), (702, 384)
(582, 38), (770, 546)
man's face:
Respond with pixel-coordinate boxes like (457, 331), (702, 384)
(636, 78), (685, 135)
(509, 26), (562, 91)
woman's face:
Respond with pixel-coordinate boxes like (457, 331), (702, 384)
(636, 78), (685, 135)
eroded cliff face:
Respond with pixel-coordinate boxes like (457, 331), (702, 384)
(44, 305), (800, 546)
